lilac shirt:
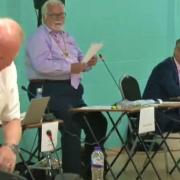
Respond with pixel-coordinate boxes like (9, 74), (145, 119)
(26, 25), (84, 80)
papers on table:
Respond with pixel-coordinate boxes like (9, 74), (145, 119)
(76, 106), (112, 110)
(115, 99), (156, 109)
(81, 43), (103, 63)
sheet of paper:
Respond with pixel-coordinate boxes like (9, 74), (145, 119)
(81, 43), (103, 63)
(138, 107), (155, 134)
(41, 121), (58, 152)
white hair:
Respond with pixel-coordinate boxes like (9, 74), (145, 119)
(41, 0), (64, 24)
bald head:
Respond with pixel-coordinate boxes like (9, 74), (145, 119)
(0, 18), (23, 70)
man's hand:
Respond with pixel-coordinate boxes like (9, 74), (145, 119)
(0, 146), (16, 173)
(87, 55), (97, 67)
(71, 63), (86, 74)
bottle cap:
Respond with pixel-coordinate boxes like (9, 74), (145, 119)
(95, 146), (101, 150)
(37, 87), (42, 92)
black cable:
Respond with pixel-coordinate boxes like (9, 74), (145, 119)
(61, 124), (107, 146)
(18, 150), (36, 180)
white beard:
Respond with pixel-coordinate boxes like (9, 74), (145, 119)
(53, 23), (64, 32)
(58, 24), (64, 31)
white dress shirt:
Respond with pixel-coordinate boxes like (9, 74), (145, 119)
(0, 62), (20, 123)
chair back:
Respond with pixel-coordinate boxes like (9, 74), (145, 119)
(120, 75), (141, 100)
(120, 75), (141, 150)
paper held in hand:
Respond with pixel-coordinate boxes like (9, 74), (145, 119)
(81, 43), (103, 63)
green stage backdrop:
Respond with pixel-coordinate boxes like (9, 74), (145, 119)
(0, 0), (180, 153)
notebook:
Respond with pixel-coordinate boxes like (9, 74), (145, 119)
(22, 97), (50, 125)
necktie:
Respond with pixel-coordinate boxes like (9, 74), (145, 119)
(51, 32), (81, 89)
(51, 31), (68, 57)
(51, 32), (59, 42)
(71, 74), (80, 89)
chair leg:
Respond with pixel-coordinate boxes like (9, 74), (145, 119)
(124, 137), (139, 173)
(169, 158), (180, 174)
(129, 137), (139, 155)
(147, 136), (169, 173)
(162, 143), (169, 173)
(142, 139), (156, 168)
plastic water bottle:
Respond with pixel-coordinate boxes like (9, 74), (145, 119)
(91, 146), (104, 180)
(36, 87), (42, 98)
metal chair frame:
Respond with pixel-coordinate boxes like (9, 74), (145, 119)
(119, 75), (180, 178)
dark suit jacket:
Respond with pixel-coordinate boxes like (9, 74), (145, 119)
(143, 57), (180, 100)
(143, 57), (180, 132)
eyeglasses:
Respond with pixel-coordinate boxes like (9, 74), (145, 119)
(175, 48), (180, 53)
(47, 12), (66, 19)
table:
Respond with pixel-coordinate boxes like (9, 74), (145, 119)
(72, 105), (144, 179)
(72, 101), (180, 179)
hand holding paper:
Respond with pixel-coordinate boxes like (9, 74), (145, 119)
(71, 63), (86, 74)
(81, 43), (103, 63)
(87, 55), (97, 67)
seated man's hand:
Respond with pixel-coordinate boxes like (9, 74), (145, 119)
(0, 146), (16, 173)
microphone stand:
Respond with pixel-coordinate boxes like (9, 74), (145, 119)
(46, 152), (53, 179)
(46, 131), (62, 175)
(99, 54), (122, 93)
(99, 54), (125, 105)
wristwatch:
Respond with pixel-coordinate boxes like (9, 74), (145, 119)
(3, 143), (19, 155)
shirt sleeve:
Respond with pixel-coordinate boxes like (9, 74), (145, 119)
(2, 63), (20, 122)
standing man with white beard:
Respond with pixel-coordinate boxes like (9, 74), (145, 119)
(25, 0), (107, 179)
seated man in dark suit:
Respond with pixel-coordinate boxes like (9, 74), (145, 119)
(143, 39), (180, 132)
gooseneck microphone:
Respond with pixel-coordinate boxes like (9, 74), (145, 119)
(21, 85), (36, 98)
(99, 54), (121, 92)
(21, 85), (56, 121)
(46, 130), (53, 141)
(46, 130), (62, 175)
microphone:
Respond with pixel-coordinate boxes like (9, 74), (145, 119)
(46, 130), (53, 141)
(99, 54), (121, 92)
(21, 85), (36, 98)
(46, 130), (62, 174)
(21, 85), (57, 121)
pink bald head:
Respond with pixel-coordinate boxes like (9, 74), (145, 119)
(0, 18), (23, 70)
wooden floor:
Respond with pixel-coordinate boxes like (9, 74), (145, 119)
(105, 150), (180, 180)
